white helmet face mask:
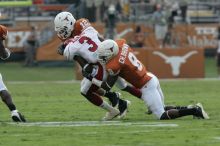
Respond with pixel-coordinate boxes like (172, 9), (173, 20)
(54, 12), (76, 40)
(96, 40), (119, 64)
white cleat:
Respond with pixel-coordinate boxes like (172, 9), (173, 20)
(195, 103), (210, 119)
(11, 110), (26, 122)
(102, 108), (120, 121)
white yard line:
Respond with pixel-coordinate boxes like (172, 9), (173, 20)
(6, 80), (80, 84)
(214, 137), (220, 140)
(7, 121), (178, 127)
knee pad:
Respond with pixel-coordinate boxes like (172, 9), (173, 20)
(80, 78), (92, 95)
(115, 77), (127, 90)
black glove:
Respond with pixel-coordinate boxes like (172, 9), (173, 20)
(57, 43), (66, 55)
(83, 64), (94, 73)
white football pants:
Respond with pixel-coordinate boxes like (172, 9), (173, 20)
(141, 72), (165, 119)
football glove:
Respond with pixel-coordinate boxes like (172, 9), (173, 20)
(82, 64), (96, 81)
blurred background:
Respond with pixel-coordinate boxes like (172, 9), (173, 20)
(1, 0), (220, 79)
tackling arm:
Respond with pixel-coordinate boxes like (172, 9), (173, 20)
(0, 39), (10, 60)
(74, 55), (95, 80)
(92, 74), (119, 91)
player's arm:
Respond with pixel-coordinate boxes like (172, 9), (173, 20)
(102, 74), (119, 91)
(74, 55), (96, 79)
(0, 39), (10, 60)
(91, 73), (119, 92)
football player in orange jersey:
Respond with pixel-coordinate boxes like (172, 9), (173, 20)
(0, 25), (26, 122)
(54, 12), (142, 120)
(87, 39), (210, 120)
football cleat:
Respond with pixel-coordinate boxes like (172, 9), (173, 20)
(194, 103), (210, 119)
(102, 108), (120, 121)
(118, 99), (131, 119)
(11, 110), (26, 122)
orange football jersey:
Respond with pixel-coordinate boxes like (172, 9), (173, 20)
(72, 18), (91, 36)
(106, 39), (151, 88)
(0, 25), (8, 40)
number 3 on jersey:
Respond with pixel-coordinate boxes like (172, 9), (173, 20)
(79, 36), (98, 52)
(128, 52), (143, 71)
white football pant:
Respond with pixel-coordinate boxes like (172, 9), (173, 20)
(141, 72), (165, 119)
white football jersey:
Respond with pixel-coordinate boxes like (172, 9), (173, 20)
(63, 27), (101, 63)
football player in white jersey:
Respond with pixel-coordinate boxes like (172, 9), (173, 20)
(54, 12), (141, 120)
(0, 25), (26, 122)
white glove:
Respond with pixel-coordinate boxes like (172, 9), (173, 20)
(0, 48), (11, 60)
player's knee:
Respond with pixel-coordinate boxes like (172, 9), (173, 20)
(80, 87), (88, 95)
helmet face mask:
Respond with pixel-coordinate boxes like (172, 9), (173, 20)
(97, 52), (112, 64)
(56, 26), (70, 40)
(96, 40), (119, 64)
(54, 12), (76, 40)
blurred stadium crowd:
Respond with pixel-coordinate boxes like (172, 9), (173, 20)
(0, 0), (220, 77)
(1, 0), (220, 49)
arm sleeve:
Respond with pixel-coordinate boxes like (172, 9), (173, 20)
(63, 43), (79, 60)
(100, 74), (119, 91)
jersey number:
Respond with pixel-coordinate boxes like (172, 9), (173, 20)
(128, 52), (143, 71)
(79, 36), (98, 52)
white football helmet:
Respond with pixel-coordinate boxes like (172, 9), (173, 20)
(96, 40), (119, 64)
(54, 11), (76, 40)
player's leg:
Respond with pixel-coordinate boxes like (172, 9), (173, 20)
(143, 73), (209, 120)
(160, 103), (209, 120)
(156, 83), (193, 111)
(80, 78), (119, 120)
(0, 74), (26, 122)
(116, 77), (142, 99)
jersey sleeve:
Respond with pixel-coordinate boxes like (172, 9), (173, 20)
(73, 18), (91, 36)
(0, 25), (8, 40)
(106, 58), (121, 76)
(63, 37), (81, 60)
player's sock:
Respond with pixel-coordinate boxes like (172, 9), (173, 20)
(100, 101), (117, 112)
(122, 85), (142, 99)
(8, 104), (16, 111)
(165, 105), (188, 110)
(82, 92), (103, 106)
(104, 91), (119, 107)
(178, 108), (197, 117)
(160, 108), (197, 120)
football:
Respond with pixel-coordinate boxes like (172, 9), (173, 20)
(0, 25), (8, 40)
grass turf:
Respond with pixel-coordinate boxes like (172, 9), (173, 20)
(0, 58), (219, 146)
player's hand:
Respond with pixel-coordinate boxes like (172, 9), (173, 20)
(83, 64), (94, 74)
(57, 43), (66, 55)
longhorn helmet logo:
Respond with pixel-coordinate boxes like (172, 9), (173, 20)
(153, 51), (198, 76)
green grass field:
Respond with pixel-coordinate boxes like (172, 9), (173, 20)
(0, 58), (220, 146)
